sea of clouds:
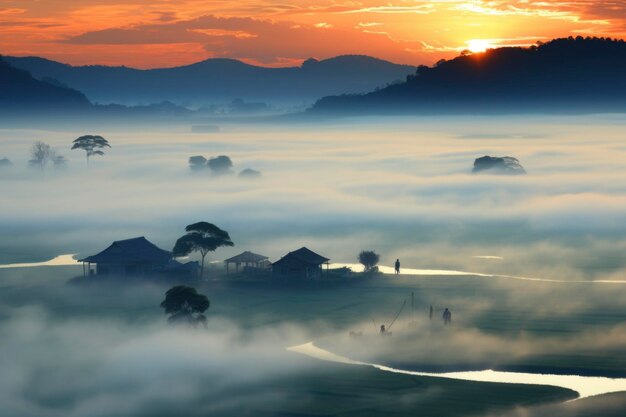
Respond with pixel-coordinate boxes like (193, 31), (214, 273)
(1, 114), (624, 280)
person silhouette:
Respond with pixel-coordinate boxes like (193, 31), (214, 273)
(442, 308), (452, 325)
(380, 324), (386, 334)
(429, 305), (433, 320)
(394, 259), (400, 275)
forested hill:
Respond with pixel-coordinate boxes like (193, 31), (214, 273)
(0, 57), (91, 112)
(311, 37), (626, 115)
(4, 55), (415, 107)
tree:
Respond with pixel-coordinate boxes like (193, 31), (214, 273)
(173, 222), (234, 279)
(29, 141), (52, 170)
(358, 250), (380, 273)
(71, 135), (111, 165)
(52, 154), (67, 170)
(238, 168), (261, 179)
(28, 141), (66, 172)
(189, 155), (207, 171)
(160, 285), (209, 327)
(207, 155), (233, 175)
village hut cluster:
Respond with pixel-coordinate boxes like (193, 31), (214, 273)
(79, 236), (331, 280)
(79, 237), (199, 278)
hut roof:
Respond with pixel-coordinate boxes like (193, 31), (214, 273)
(273, 247), (330, 266)
(224, 251), (268, 263)
(79, 237), (172, 264)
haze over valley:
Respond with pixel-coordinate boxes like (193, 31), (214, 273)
(2, 3), (626, 415)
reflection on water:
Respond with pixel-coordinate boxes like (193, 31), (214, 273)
(288, 342), (626, 400)
(331, 262), (486, 276)
(330, 263), (626, 284)
(2, 255), (624, 286)
(0, 254), (79, 269)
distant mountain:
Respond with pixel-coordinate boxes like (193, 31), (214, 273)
(4, 55), (415, 107)
(0, 58), (91, 112)
(311, 37), (626, 115)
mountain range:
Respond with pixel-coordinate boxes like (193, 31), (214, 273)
(311, 37), (626, 114)
(0, 58), (91, 113)
(3, 37), (626, 118)
(3, 55), (415, 107)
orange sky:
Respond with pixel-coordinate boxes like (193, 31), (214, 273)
(1, 1), (625, 68)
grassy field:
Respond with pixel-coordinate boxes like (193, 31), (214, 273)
(224, 358), (575, 417)
(1, 265), (625, 416)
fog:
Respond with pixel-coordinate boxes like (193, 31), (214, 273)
(2, 266), (626, 416)
(0, 305), (321, 417)
(1, 115), (625, 280)
(1, 114), (626, 415)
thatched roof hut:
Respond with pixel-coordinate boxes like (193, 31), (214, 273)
(79, 236), (197, 277)
(272, 247), (330, 279)
(224, 251), (269, 273)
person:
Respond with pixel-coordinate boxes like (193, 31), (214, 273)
(442, 308), (452, 325)
(380, 324), (386, 334)
(394, 259), (401, 275)
(429, 305), (433, 320)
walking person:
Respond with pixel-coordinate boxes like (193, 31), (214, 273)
(429, 305), (433, 321)
(442, 308), (452, 325)
(394, 259), (401, 275)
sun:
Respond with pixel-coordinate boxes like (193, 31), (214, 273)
(467, 39), (494, 53)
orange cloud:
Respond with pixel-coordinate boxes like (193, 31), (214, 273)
(62, 14), (429, 66)
(0, 1), (624, 68)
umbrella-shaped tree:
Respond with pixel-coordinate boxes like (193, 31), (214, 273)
(173, 222), (234, 279)
(71, 135), (111, 165)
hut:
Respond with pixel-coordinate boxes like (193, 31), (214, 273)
(79, 236), (198, 278)
(272, 247), (330, 279)
(224, 251), (269, 274)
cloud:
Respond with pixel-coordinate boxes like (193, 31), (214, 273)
(63, 14), (428, 65)
(0, 304), (320, 417)
(0, 115), (625, 282)
(1, 1), (625, 67)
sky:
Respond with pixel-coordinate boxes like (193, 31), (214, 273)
(0, 1), (625, 68)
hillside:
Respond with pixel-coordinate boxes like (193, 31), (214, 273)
(4, 55), (415, 107)
(0, 58), (91, 112)
(311, 37), (626, 115)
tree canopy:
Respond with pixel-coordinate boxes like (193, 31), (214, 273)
(71, 135), (111, 165)
(207, 155), (233, 175)
(28, 140), (64, 171)
(189, 155), (208, 171)
(358, 250), (380, 273)
(160, 285), (209, 327)
(173, 222), (234, 279)
(29, 141), (52, 170)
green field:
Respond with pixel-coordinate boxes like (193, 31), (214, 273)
(2, 265), (626, 416)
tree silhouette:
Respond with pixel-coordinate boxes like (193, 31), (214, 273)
(160, 285), (209, 328)
(52, 154), (67, 170)
(29, 141), (52, 170)
(173, 222), (234, 279)
(207, 155), (233, 175)
(28, 141), (65, 172)
(189, 155), (207, 171)
(71, 135), (111, 165)
(358, 250), (380, 273)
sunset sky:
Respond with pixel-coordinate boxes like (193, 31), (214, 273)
(1, 1), (625, 68)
